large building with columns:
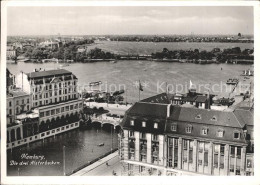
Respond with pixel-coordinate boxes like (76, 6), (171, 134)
(119, 94), (254, 176)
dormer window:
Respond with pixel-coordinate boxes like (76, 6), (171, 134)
(211, 116), (217, 121)
(154, 123), (158, 129)
(142, 121), (146, 127)
(195, 114), (201, 119)
(234, 132), (240, 139)
(171, 123), (177, 131)
(186, 124), (192, 133)
(130, 120), (134, 126)
(201, 127), (208, 135)
(217, 130), (224, 137)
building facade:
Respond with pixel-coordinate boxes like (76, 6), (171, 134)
(119, 94), (254, 176)
(7, 69), (83, 148)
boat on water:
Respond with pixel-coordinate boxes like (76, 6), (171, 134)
(98, 143), (104, 146)
(89, 81), (102, 86)
(112, 89), (125, 96)
(241, 69), (254, 76)
(110, 60), (117, 64)
(226, 78), (239, 85)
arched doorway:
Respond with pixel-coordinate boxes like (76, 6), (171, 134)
(39, 121), (45, 132)
(10, 129), (15, 142)
(16, 127), (21, 140)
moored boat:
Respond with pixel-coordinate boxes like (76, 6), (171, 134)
(226, 78), (239, 85)
(89, 81), (102, 86)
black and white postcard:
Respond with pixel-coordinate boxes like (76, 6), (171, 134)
(1, 1), (259, 185)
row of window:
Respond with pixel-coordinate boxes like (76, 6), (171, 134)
(129, 131), (158, 141)
(33, 90), (77, 100)
(130, 120), (158, 129)
(39, 103), (82, 117)
(33, 94), (78, 106)
(9, 98), (30, 107)
(33, 81), (77, 92)
(170, 123), (240, 139)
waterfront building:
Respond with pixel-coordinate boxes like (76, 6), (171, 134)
(141, 90), (214, 109)
(6, 88), (32, 142)
(7, 69), (84, 149)
(119, 94), (254, 176)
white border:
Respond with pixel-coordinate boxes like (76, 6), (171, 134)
(1, 1), (260, 185)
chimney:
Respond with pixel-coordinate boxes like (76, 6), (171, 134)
(167, 104), (171, 117)
(207, 91), (210, 109)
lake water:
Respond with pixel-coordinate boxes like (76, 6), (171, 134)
(6, 41), (253, 176)
(8, 60), (252, 103)
(7, 126), (118, 176)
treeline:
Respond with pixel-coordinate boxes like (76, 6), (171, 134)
(23, 39), (116, 61)
(109, 35), (253, 43)
(151, 47), (254, 61)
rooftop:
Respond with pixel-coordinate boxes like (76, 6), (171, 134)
(26, 69), (72, 79)
(7, 88), (29, 98)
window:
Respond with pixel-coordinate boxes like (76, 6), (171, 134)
(234, 132), (240, 139)
(27, 99), (29, 103)
(152, 134), (158, 141)
(199, 142), (204, 152)
(186, 125), (192, 133)
(231, 146), (235, 157)
(204, 152), (208, 166)
(217, 130), (224, 137)
(214, 145), (219, 153)
(183, 140), (188, 150)
(56, 108), (60, 114)
(142, 121), (146, 127)
(154, 123), (158, 129)
(16, 100), (19, 105)
(237, 147), (241, 159)
(129, 131), (134, 137)
(22, 99), (24, 104)
(211, 116), (217, 121)
(51, 109), (55, 115)
(140, 132), (146, 139)
(66, 106), (70, 111)
(79, 103), (82, 108)
(46, 93), (48, 98)
(9, 109), (12, 115)
(46, 111), (50, 116)
(201, 127), (208, 135)
(61, 107), (65, 112)
(171, 124), (177, 131)
(220, 145), (225, 155)
(40, 112), (44, 117)
(195, 114), (201, 119)
(9, 101), (12, 107)
(130, 120), (134, 126)
(70, 105), (73, 110)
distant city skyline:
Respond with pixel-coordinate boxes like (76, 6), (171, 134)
(7, 6), (254, 36)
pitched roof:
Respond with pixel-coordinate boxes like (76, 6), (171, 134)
(233, 108), (254, 126)
(195, 95), (208, 103)
(169, 106), (243, 128)
(140, 93), (170, 104)
(120, 102), (169, 134)
(27, 69), (72, 79)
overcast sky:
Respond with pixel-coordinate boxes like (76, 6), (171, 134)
(7, 6), (253, 35)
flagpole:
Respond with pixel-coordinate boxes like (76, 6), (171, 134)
(139, 80), (141, 101)
(166, 82), (168, 94)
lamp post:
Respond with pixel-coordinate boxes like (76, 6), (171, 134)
(63, 145), (66, 176)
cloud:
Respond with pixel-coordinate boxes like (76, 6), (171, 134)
(7, 6), (253, 35)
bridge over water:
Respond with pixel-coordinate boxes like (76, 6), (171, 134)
(90, 114), (122, 129)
